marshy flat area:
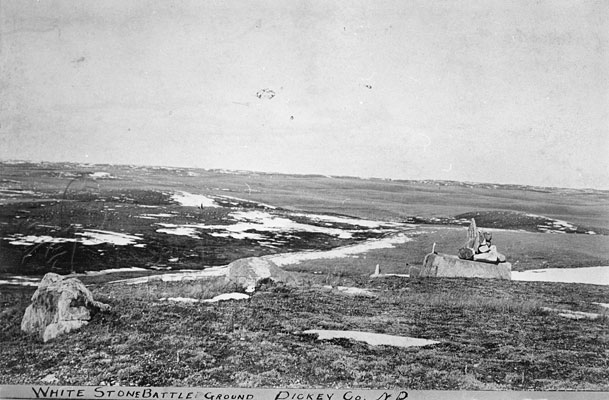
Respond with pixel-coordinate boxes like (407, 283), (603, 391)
(1, 161), (608, 390)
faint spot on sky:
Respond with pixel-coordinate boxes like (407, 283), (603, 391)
(256, 89), (275, 100)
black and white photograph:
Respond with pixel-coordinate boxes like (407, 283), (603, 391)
(1, 0), (608, 396)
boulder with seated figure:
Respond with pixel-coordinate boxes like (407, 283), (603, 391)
(415, 219), (511, 280)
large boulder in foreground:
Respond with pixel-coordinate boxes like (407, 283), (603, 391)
(226, 257), (299, 292)
(21, 273), (110, 342)
(416, 253), (511, 280)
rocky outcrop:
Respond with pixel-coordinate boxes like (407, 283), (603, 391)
(226, 257), (299, 292)
(418, 253), (512, 280)
(21, 273), (110, 342)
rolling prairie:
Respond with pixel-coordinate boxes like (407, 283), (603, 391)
(1, 161), (608, 390)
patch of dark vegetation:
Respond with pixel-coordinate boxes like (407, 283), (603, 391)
(71, 189), (172, 206)
(456, 210), (606, 235)
(212, 197), (275, 210)
(402, 210), (607, 236)
(1, 185), (402, 275)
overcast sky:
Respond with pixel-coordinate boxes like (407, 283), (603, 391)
(1, 0), (607, 189)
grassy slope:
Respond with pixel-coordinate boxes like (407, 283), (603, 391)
(1, 277), (607, 390)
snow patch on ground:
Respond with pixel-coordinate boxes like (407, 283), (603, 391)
(512, 266), (609, 286)
(156, 226), (201, 238)
(0, 276), (40, 286)
(268, 233), (412, 266)
(370, 273), (410, 278)
(202, 293), (250, 303)
(171, 191), (220, 208)
(136, 213), (175, 219)
(230, 210), (353, 238)
(89, 172), (117, 179)
(84, 267), (148, 276)
(110, 266), (229, 285)
(207, 231), (266, 240)
(6, 229), (143, 247)
(525, 213), (596, 234)
(541, 307), (603, 320)
(289, 213), (401, 229)
(303, 330), (439, 348)
(323, 286), (378, 297)
(7, 235), (78, 246)
(155, 210), (374, 240)
(75, 230), (142, 246)
(159, 297), (199, 303)
(0, 189), (40, 197)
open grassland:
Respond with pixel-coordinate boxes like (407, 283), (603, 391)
(1, 161), (609, 390)
(2, 161), (608, 228)
(2, 161), (609, 276)
(1, 277), (608, 390)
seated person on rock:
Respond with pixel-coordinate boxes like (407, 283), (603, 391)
(458, 219), (506, 263)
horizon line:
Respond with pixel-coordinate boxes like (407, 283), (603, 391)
(2, 158), (608, 193)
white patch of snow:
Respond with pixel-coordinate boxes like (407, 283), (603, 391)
(89, 172), (116, 179)
(551, 219), (575, 229)
(171, 191), (219, 208)
(541, 307), (602, 320)
(208, 231), (266, 240)
(76, 230), (142, 246)
(512, 266), (609, 286)
(7, 229), (143, 247)
(289, 213), (400, 228)
(84, 267), (148, 276)
(0, 276), (40, 286)
(335, 286), (377, 297)
(593, 302), (609, 309)
(142, 213), (174, 218)
(0, 189), (39, 197)
(370, 273), (410, 278)
(155, 209), (380, 241)
(156, 225), (201, 239)
(303, 330), (439, 348)
(7, 235), (77, 246)
(269, 233), (412, 266)
(110, 266), (229, 285)
(159, 297), (199, 303)
(228, 210), (353, 238)
(202, 293), (250, 303)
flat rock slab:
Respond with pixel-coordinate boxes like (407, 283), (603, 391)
(418, 253), (511, 280)
(303, 330), (439, 348)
